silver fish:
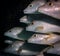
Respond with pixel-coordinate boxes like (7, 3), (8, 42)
(20, 49), (39, 55)
(4, 40), (13, 44)
(24, 0), (46, 14)
(28, 33), (60, 45)
(4, 27), (23, 40)
(4, 41), (24, 54)
(38, 0), (60, 19)
(19, 16), (31, 24)
(46, 41), (60, 55)
(26, 21), (60, 33)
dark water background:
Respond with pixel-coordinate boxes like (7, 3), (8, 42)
(0, 0), (33, 56)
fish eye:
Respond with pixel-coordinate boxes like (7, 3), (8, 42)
(34, 34), (36, 37)
(31, 22), (34, 25)
(31, 21), (34, 25)
(48, 2), (53, 6)
(29, 4), (33, 7)
(9, 30), (11, 32)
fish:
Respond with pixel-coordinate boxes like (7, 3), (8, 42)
(28, 33), (60, 45)
(4, 41), (38, 55)
(20, 49), (39, 55)
(46, 41), (60, 55)
(18, 42), (49, 55)
(38, 0), (60, 19)
(36, 53), (44, 56)
(24, 0), (46, 14)
(26, 21), (60, 33)
(4, 41), (24, 54)
(4, 27), (23, 40)
(36, 46), (51, 56)
(19, 16), (31, 24)
(4, 40), (13, 44)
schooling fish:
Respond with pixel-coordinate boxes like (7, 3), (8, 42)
(4, 41), (24, 54)
(38, 0), (60, 19)
(4, 27), (23, 40)
(28, 33), (60, 45)
(26, 21), (60, 33)
(20, 16), (31, 24)
(24, 0), (46, 14)
(18, 43), (49, 55)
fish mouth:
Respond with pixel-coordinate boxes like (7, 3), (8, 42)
(24, 9), (36, 14)
(23, 7), (38, 14)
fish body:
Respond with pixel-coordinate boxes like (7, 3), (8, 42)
(46, 42), (60, 55)
(19, 43), (49, 55)
(26, 21), (60, 33)
(20, 49), (39, 55)
(38, 0), (60, 19)
(4, 41), (24, 54)
(28, 33), (60, 45)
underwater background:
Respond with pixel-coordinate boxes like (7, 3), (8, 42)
(0, 0), (33, 56)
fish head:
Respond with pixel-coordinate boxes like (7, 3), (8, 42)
(38, 1), (59, 12)
(24, 0), (46, 14)
(4, 27), (23, 37)
(38, 0), (60, 19)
